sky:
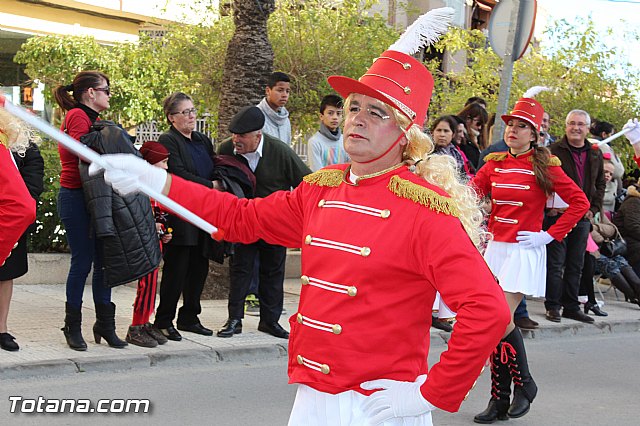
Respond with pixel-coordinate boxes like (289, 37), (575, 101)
(535, 0), (640, 70)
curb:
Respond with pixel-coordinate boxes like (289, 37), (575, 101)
(0, 344), (289, 380)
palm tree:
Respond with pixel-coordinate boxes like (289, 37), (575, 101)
(217, 0), (276, 139)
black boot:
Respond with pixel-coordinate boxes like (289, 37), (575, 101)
(620, 266), (640, 303)
(609, 273), (640, 305)
(61, 302), (87, 351)
(93, 302), (127, 348)
(504, 327), (537, 418)
(474, 342), (511, 424)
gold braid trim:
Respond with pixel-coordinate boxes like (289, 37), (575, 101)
(0, 130), (8, 148)
(388, 175), (461, 217)
(483, 152), (508, 162)
(548, 156), (561, 166)
(303, 169), (344, 187)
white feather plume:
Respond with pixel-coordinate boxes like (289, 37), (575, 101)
(388, 7), (455, 55)
(522, 86), (551, 99)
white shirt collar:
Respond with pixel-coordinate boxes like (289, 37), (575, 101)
(235, 134), (264, 172)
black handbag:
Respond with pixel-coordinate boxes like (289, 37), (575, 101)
(600, 228), (627, 258)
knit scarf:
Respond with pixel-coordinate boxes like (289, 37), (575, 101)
(258, 98), (289, 126)
(318, 122), (341, 142)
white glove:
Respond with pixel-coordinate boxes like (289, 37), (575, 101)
(623, 118), (640, 145)
(360, 375), (433, 425)
(516, 230), (553, 248)
(88, 154), (167, 196)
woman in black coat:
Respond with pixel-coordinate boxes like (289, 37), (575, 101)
(153, 92), (225, 341)
(0, 142), (44, 351)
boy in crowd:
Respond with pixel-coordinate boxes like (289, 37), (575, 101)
(257, 72), (292, 146)
(308, 94), (349, 172)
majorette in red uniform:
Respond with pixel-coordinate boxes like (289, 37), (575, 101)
(94, 8), (510, 425)
(622, 118), (640, 166)
(470, 96), (589, 423)
(0, 108), (36, 266)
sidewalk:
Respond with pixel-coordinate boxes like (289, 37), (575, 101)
(1, 279), (639, 379)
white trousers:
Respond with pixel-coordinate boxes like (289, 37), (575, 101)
(288, 384), (434, 426)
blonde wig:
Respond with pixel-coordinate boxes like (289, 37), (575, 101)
(0, 108), (40, 156)
(394, 109), (488, 248)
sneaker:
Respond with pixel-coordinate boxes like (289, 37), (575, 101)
(245, 294), (260, 316)
(126, 325), (158, 348)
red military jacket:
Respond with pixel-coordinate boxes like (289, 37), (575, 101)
(168, 163), (510, 412)
(0, 144), (36, 265)
(472, 150), (589, 242)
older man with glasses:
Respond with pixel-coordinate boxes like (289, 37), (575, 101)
(543, 110), (605, 324)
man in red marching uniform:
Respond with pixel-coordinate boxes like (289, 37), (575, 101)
(91, 8), (510, 425)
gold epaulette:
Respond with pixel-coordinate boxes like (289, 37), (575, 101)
(483, 152), (508, 162)
(388, 175), (460, 217)
(548, 156), (561, 166)
(303, 169), (343, 187)
(0, 131), (8, 148)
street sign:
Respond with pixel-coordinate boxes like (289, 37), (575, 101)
(488, 0), (537, 60)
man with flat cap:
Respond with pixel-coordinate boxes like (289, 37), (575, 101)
(216, 106), (311, 339)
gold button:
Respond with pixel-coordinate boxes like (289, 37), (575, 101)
(380, 209), (390, 218)
(494, 168), (499, 172)
(318, 199), (326, 207)
(492, 199), (496, 204)
(514, 220), (519, 224)
(402, 63), (411, 70)
(332, 324), (342, 335)
(347, 286), (357, 297)
(305, 235), (312, 245)
(519, 202), (524, 206)
(297, 355), (303, 365)
(404, 87), (411, 94)
(321, 364), (330, 375)
(301, 275), (310, 285)
(525, 185), (530, 189)
(491, 182), (496, 186)
(297, 313), (303, 323)
(360, 247), (371, 257)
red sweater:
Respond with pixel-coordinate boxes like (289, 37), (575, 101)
(0, 145), (36, 265)
(59, 108), (94, 188)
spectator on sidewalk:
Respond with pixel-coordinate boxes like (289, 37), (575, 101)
(456, 103), (489, 170)
(125, 142), (173, 348)
(544, 109), (605, 325)
(590, 120), (624, 199)
(155, 92), (224, 341)
(0, 110), (42, 351)
(257, 72), (292, 146)
(471, 96), (589, 423)
(93, 10), (512, 421)
(539, 111), (556, 147)
(308, 94), (349, 172)
(614, 178), (640, 283)
(54, 71), (127, 351)
(430, 115), (468, 180)
(216, 106), (310, 339)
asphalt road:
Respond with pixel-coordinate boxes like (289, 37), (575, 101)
(1, 332), (639, 425)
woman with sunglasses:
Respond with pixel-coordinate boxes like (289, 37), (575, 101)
(54, 71), (126, 351)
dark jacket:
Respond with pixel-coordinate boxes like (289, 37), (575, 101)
(159, 127), (214, 245)
(548, 136), (605, 216)
(79, 121), (161, 287)
(13, 143), (45, 235)
(218, 133), (311, 198)
(613, 185), (640, 265)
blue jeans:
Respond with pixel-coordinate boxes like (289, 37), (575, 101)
(514, 297), (528, 320)
(58, 187), (111, 309)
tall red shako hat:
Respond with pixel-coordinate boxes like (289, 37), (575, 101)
(501, 86), (550, 132)
(328, 8), (455, 127)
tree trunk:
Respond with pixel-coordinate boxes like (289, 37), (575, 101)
(217, 0), (276, 140)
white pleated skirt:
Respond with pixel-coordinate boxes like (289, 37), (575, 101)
(432, 292), (456, 320)
(483, 240), (546, 297)
(288, 385), (433, 426)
